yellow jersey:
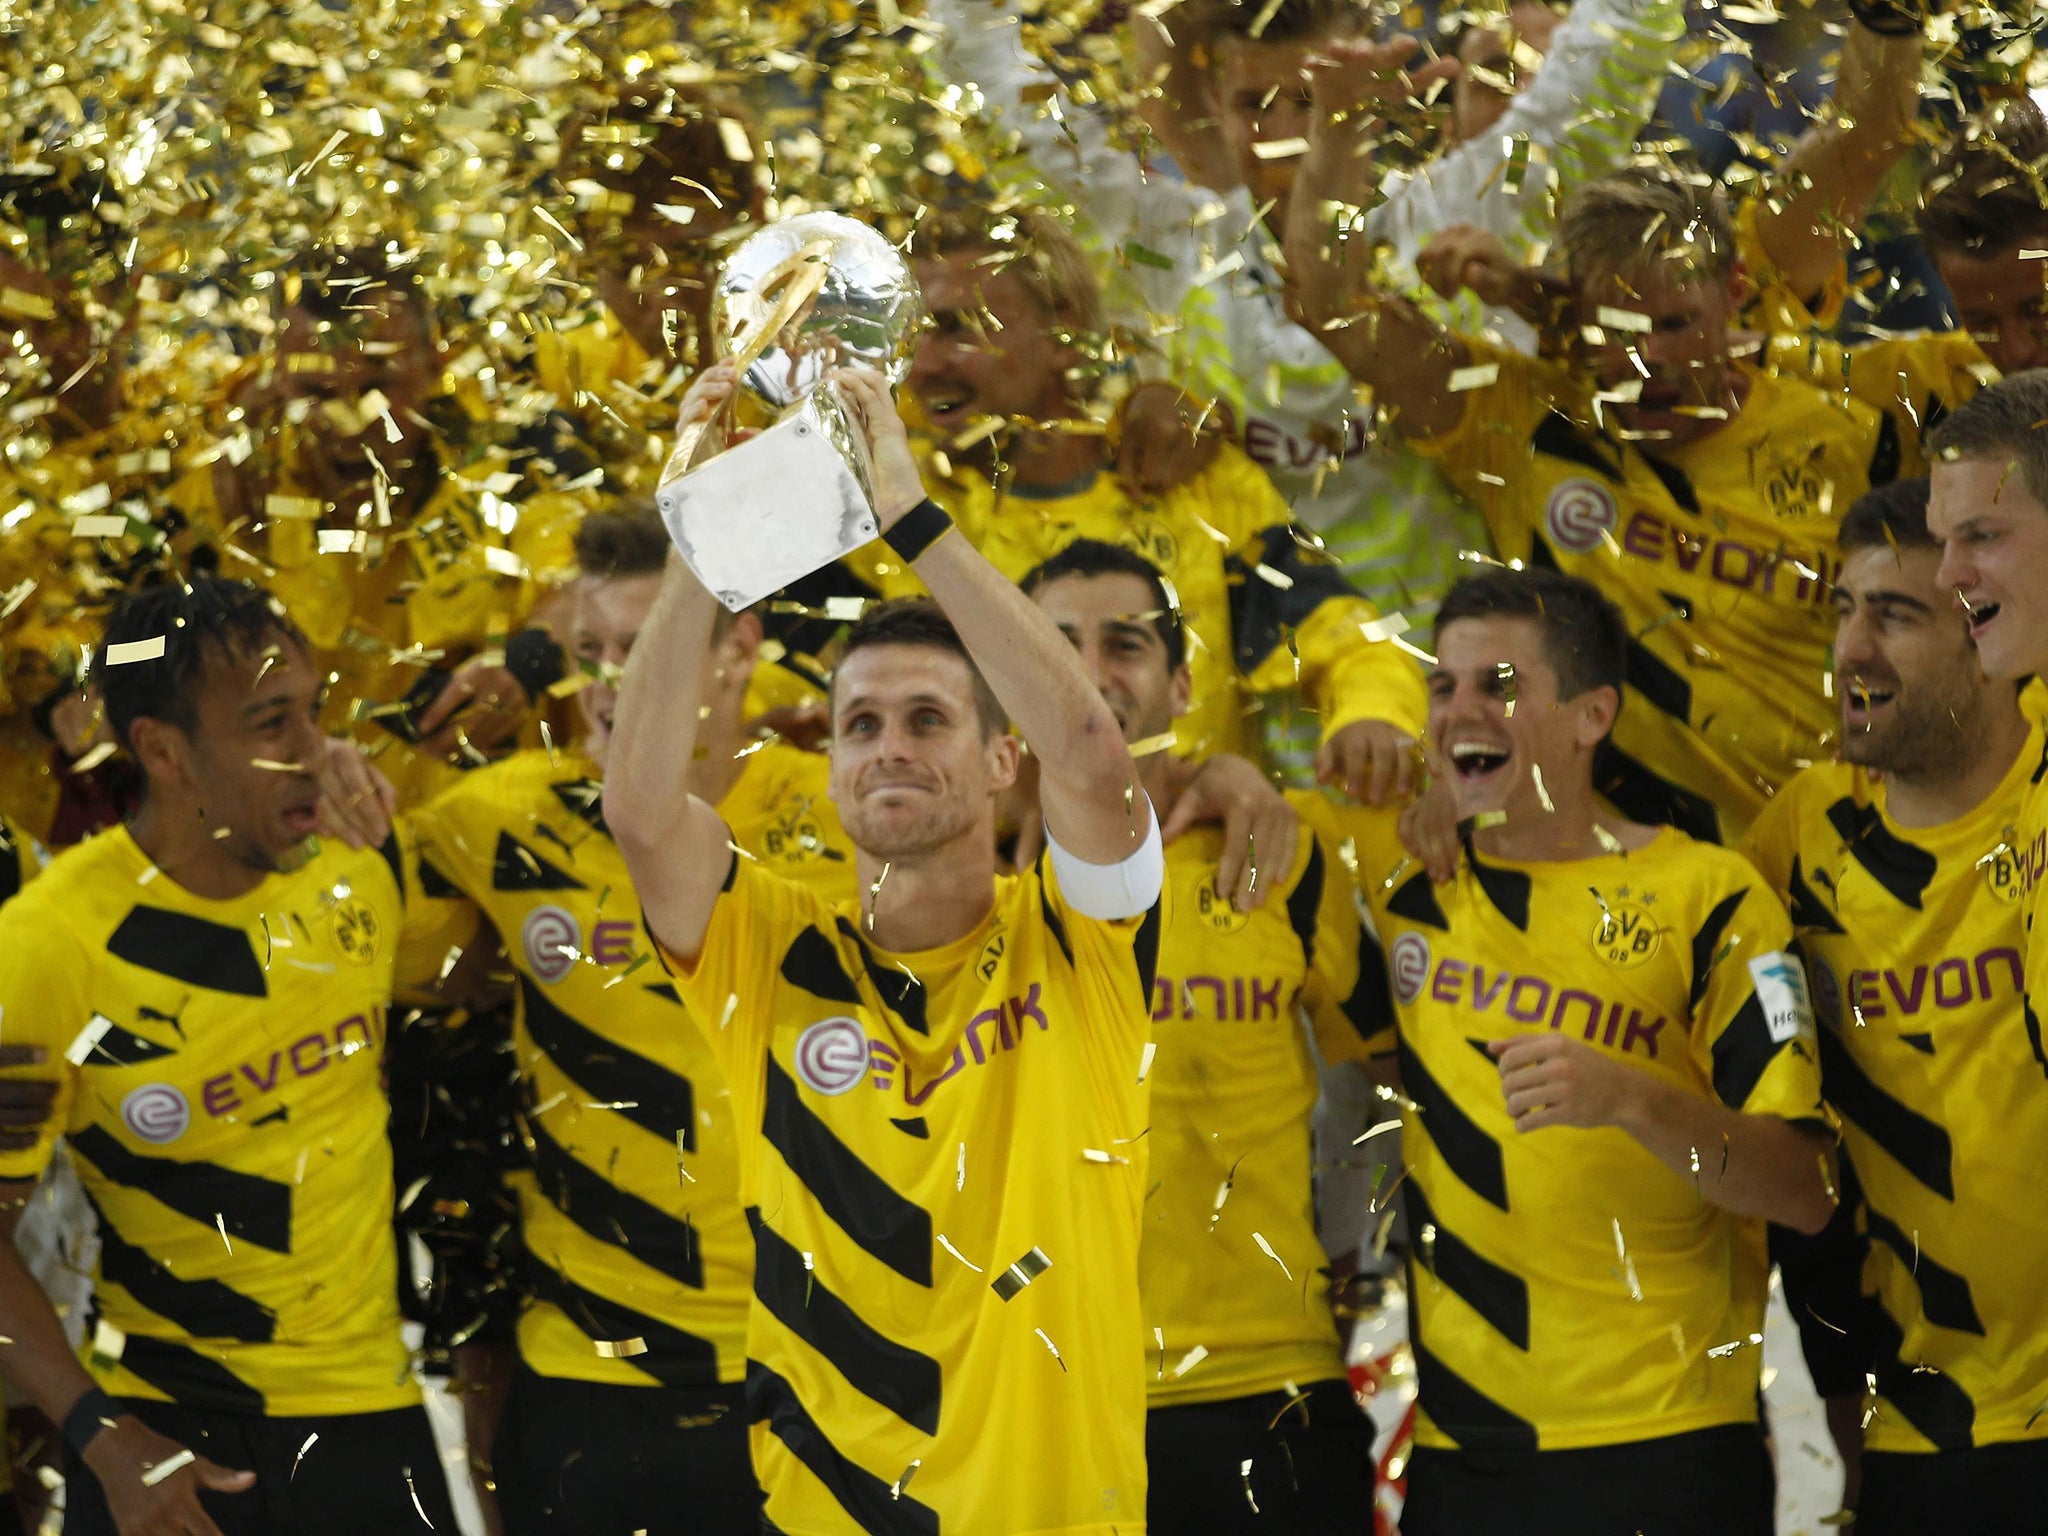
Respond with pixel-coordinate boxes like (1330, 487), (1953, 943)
(0, 827), (439, 1416)
(406, 741), (853, 1390)
(2022, 746), (2048, 1128)
(842, 445), (1426, 765)
(1747, 736), (2048, 1451)
(0, 816), (39, 908)
(1143, 793), (1389, 1408)
(1415, 343), (1941, 844)
(1336, 807), (1825, 1450)
(658, 850), (1160, 1535)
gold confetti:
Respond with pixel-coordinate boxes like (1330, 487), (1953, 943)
(140, 1449), (197, 1488)
(937, 1234), (984, 1273)
(1171, 1343), (1210, 1378)
(1136, 1042), (1157, 1083)
(104, 636), (167, 666)
(1447, 364), (1501, 392)
(596, 1338), (648, 1358)
(64, 1016), (114, 1067)
(1251, 1232), (1293, 1282)
(70, 515), (129, 539)
(992, 1246), (1052, 1300)
(290, 1434), (319, 1481)
(1034, 1327), (1067, 1371)
(1706, 1332), (1765, 1359)
(1127, 730), (1178, 758)
(890, 1460), (923, 1501)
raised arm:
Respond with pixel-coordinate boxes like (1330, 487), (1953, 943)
(1753, 16), (1924, 306)
(600, 367), (749, 962)
(833, 369), (1149, 865)
(1283, 38), (1471, 441)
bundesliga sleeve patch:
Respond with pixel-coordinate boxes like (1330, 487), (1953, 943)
(1748, 951), (1816, 1044)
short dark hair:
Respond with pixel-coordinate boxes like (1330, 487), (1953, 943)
(573, 501), (671, 579)
(834, 598), (1007, 738)
(96, 576), (309, 752)
(1920, 99), (2048, 258)
(1838, 477), (1934, 556)
(1019, 539), (1188, 672)
(1925, 370), (2048, 510)
(1434, 568), (1629, 711)
(1195, 0), (1372, 47)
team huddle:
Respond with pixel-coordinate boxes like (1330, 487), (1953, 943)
(1, 0), (2046, 1534)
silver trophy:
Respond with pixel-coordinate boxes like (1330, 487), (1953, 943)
(655, 212), (924, 611)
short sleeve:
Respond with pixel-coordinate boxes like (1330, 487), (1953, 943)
(1038, 852), (1161, 1048)
(1736, 781), (1799, 901)
(1294, 811), (1396, 1065)
(653, 845), (827, 1081)
(385, 815), (485, 995)
(0, 897), (87, 1183)
(1404, 340), (1569, 545)
(1686, 872), (1826, 1124)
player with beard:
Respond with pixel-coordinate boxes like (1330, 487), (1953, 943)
(606, 364), (1165, 1533)
(1744, 478), (2048, 1533)
(1285, 57), (1948, 842)
(0, 575), (458, 1536)
(1331, 566), (1834, 1535)
(1022, 538), (1387, 1534)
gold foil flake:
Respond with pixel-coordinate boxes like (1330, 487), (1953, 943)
(104, 636), (167, 666)
(1594, 306), (1652, 333)
(90, 1319), (126, 1367)
(1351, 1120), (1400, 1148)
(1081, 1147), (1130, 1165)
(291, 1434), (319, 1480)
(1240, 1458), (1260, 1514)
(1530, 762), (1554, 813)
(1612, 1218), (1643, 1301)
(1171, 1343), (1210, 1378)
(71, 515), (130, 539)
(1706, 1332), (1765, 1360)
(1249, 137), (1309, 160)
(70, 742), (120, 775)
(1592, 825), (1627, 857)
(1359, 612), (1410, 644)
(1496, 662), (1517, 716)
(1034, 1328), (1067, 1371)
(65, 1016), (114, 1067)
(956, 1142), (966, 1193)
(937, 1234), (984, 1273)
(866, 861), (891, 933)
(1447, 364), (1500, 392)
(141, 1449), (197, 1488)
(0, 288), (54, 320)
(1252, 1232), (1293, 1282)
(249, 759), (305, 773)
(596, 1338), (649, 1358)
(991, 1246), (1053, 1300)
(216, 1213), (234, 1256)
(890, 1460), (922, 1501)
(1127, 730), (1178, 759)
(1137, 1042), (1157, 1083)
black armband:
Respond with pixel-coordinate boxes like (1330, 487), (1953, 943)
(881, 498), (955, 564)
(63, 1386), (123, 1456)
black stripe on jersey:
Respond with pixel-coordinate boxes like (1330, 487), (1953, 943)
(1621, 635), (1694, 726)
(1386, 872), (1449, 930)
(779, 927), (863, 1007)
(374, 830), (405, 900)
(526, 1254), (719, 1388)
(106, 908), (266, 998)
(1688, 891), (1746, 1012)
(520, 975), (697, 1153)
(551, 777), (608, 834)
(850, 927), (930, 1037)
(1285, 841), (1327, 971)
(1530, 412), (1622, 480)
(1816, 1029), (1954, 1199)
(492, 831), (587, 892)
(1133, 897), (1163, 1007)
(1037, 865), (1076, 970)
(1224, 524), (1359, 674)
(1640, 453), (1700, 516)
(71, 1126), (292, 1253)
(417, 857), (464, 901)
(0, 824), (22, 906)
(1591, 741), (1723, 844)
(116, 1331), (267, 1415)
(2026, 997), (2048, 1078)
(1786, 857), (1845, 934)
(747, 1360), (940, 1536)
(88, 1195), (277, 1342)
(1866, 411), (1901, 487)
(1708, 995), (1784, 1110)
(1339, 929), (1396, 1044)
(80, 1020), (179, 1068)
(1406, 1183), (1529, 1350)
(763, 1058), (932, 1287)
(1395, 1036), (1508, 1211)
(1825, 799), (1937, 910)
(1865, 1209), (1984, 1336)
(1865, 1296), (1974, 1452)
(751, 1211), (942, 1433)
(2034, 733), (2048, 787)
(1462, 847), (1531, 932)
(1406, 1285), (1538, 1452)
(528, 1117), (702, 1289)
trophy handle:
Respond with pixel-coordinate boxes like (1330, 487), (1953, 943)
(659, 238), (837, 491)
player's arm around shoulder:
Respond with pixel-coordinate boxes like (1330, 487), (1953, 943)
(1293, 792), (1400, 1065)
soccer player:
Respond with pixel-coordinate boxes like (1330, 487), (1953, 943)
(605, 363), (1164, 1533)
(1745, 477), (2048, 1531)
(0, 576), (457, 1536)
(883, 206), (1426, 794)
(1022, 537), (1386, 1533)
(1284, 51), (1943, 842)
(1341, 566), (1835, 1536)
(401, 504), (856, 1536)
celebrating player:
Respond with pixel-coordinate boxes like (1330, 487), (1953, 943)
(605, 364), (1164, 1532)
(0, 577), (457, 1536)
(1342, 567), (1835, 1536)
(1023, 538), (1387, 1533)
(1747, 477), (2048, 1531)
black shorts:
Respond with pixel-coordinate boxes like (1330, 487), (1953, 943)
(1145, 1377), (1376, 1536)
(61, 1399), (456, 1536)
(1403, 1422), (1774, 1536)
(1858, 1441), (2048, 1536)
(493, 1367), (762, 1536)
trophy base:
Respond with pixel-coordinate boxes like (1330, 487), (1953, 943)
(656, 382), (881, 613)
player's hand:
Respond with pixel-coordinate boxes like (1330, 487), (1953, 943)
(1316, 719), (1418, 805)
(1116, 383), (1228, 496)
(1489, 1034), (1642, 1132)
(0, 1047), (55, 1153)
(831, 367), (928, 527)
(414, 657), (531, 759)
(314, 738), (397, 851)
(675, 362), (739, 441)
(85, 1416), (255, 1536)
(1161, 753), (1298, 911)
(1416, 224), (1577, 335)
(1397, 775), (1461, 884)
(745, 702), (831, 753)
(1302, 36), (1460, 128)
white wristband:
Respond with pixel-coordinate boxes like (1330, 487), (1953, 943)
(1044, 797), (1165, 921)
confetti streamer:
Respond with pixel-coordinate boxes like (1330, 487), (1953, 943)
(993, 1247), (1053, 1301)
